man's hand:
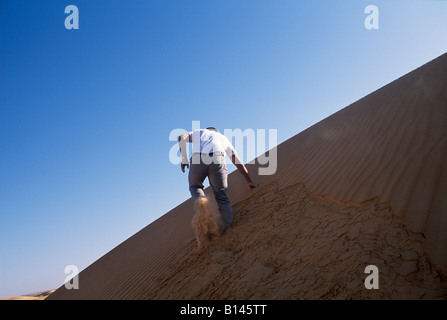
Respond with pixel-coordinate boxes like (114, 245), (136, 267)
(178, 133), (191, 173)
(181, 163), (189, 173)
(231, 154), (257, 190)
(247, 181), (257, 190)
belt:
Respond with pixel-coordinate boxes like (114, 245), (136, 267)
(193, 152), (224, 157)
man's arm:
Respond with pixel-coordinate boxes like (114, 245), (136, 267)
(178, 133), (191, 173)
(231, 154), (257, 190)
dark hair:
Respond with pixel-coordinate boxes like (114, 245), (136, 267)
(206, 127), (218, 132)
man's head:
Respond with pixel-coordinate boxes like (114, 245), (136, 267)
(206, 127), (218, 132)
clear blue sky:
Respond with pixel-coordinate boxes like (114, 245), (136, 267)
(1, 0), (446, 298)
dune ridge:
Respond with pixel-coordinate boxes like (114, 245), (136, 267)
(231, 52), (447, 270)
(47, 53), (447, 300)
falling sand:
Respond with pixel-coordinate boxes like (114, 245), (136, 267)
(192, 197), (224, 250)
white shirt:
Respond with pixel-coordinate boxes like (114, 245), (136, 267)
(188, 129), (236, 157)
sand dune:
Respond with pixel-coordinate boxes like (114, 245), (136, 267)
(1, 290), (54, 300)
(47, 53), (447, 300)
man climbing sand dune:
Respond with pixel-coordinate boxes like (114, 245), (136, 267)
(178, 127), (256, 248)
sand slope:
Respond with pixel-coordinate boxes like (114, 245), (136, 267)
(149, 182), (446, 299)
(47, 53), (447, 300)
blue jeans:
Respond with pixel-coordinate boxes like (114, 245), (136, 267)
(188, 153), (233, 230)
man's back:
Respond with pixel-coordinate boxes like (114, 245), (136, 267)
(190, 129), (236, 157)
